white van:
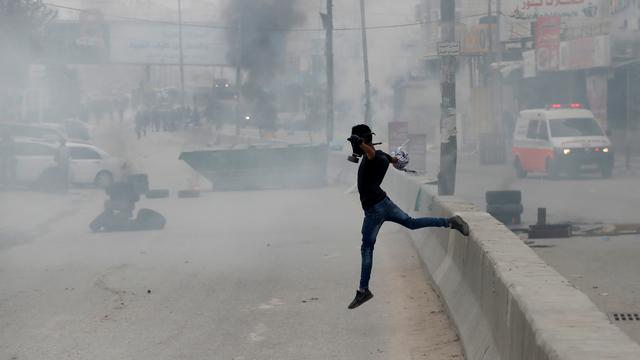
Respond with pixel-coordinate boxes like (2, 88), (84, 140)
(512, 104), (614, 178)
(0, 122), (66, 144)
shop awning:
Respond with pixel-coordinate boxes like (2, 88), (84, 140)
(490, 60), (523, 78)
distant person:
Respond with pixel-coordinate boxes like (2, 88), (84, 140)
(55, 138), (71, 191)
(0, 130), (16, 189)
(118, 98), (126, 123)
(189, 108), (201, 127)
(502, 111), (516, 152)
(135, 107), (148, 139)
(150, 106), (161, 132)
(345, 124), (470, 309)
(502, 111), (516, 141)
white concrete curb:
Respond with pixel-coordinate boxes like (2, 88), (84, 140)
(380, 170), (640, 359)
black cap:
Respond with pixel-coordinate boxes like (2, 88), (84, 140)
(351, 124), (375, 137)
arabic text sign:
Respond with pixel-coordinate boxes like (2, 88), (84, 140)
(109, 23), (228, 65)
(506, 0), (597, 20)
(438, 41), (460, 56)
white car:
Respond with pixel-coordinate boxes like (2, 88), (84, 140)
(12, 139), (128, 188)
(68, 143), (128, 187)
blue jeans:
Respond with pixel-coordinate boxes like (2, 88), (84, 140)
(359, 197), (449, 289)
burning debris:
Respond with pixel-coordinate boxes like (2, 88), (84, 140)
(224, 0), (304, 135)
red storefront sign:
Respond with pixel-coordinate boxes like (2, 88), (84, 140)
(535, 16), (561, 71)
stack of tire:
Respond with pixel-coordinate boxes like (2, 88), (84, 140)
(486, 190), (523, 225)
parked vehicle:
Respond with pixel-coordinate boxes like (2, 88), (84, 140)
(68, 143), (128, 188)
(0, 122), (65, 144)
(12, 139), (128, 189)
(12, 139), (58, 189)
(42, 120), (90, 141)
(512, 104), (614, 179)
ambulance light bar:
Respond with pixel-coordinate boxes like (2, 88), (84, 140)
(547, 103), (583, 109)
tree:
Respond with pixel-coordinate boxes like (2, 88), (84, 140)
(0, 0), (55, 119)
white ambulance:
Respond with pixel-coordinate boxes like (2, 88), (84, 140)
(512, 104), (614, 179)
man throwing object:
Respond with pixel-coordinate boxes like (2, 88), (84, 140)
(347, 124), (469, 309)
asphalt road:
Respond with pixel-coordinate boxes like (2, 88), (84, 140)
(0, 121), (463, 360)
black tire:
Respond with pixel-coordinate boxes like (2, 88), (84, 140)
(485, 190), (522, 205)
(487, 203), (524, 216)
(133, 208), (166, 230)
(146, 189), (170, 199)
(514, 157), (527, 178)
(95, 171), (114, 189)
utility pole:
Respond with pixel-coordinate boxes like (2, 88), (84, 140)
(626, 68), (632, 170)
(359, 0), (372, 126)
(495, 0), (503, 130)
(177, 0), (186, 115)
(438, 0), (458, 195)
(496, 0), (502, 64)
(235, 15), (244, 137)
(324, 0), (335, 143)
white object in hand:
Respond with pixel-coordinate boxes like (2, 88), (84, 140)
(391, 149), (409, 170)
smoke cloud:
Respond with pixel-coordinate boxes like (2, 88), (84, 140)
(224, 0), (305, 130)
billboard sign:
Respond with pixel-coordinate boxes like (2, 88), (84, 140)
(559, 35), (610, 70)
(109, 23), (228, 65)
(38, 21), (110, 64)
(462, 24), (496, 55)
(501, 0), (602, 41)
(505, 0), (600, 20)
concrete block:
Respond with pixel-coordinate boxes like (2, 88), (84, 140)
(384, 170), (640, 360)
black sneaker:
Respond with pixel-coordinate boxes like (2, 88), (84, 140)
(348, 289), (374, 309)
(449, 215), (469, 236)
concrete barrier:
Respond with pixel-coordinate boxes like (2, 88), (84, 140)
(379, 170), (640, 360)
